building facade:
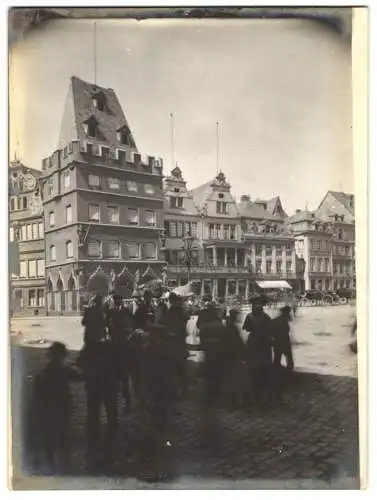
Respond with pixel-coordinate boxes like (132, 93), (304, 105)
(40, 76), (165, 314)
(288, 191), (356, 292)
(163, 168), (304, 300)
(9, 161), (45, 315)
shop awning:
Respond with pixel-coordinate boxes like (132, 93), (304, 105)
(256, 280), (292, 290)
(163, 282), (195, 298)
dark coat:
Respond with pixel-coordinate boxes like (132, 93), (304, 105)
(243, 311), (272, 368)
(271, 315), (291, 351)
(82, 306), (107, 344)
(134, 302), (155, 330)
(106, 305), (134, 342)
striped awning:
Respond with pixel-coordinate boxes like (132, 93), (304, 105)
(256, 280), (292, 290)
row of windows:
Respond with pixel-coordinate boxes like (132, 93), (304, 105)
(333, 262), (354, 274)
(254, 243), (295, 256)
(208, 223), (237, 240)
(88, 174), (157, 195)
(334, 244), (353, 256)
(311, 239), (332, 251)
(19, 259), (45, 278)
(310, 279), (355, 291)
(164, 220), (198, 238)
(254, 260), (292, 274)
(49, 241), (157, 261)
(9, 196), (28, 212)
(309, 258), (331, 273)
(9, 222), (44, 242)
(14, 288), (45, 308)
(47, 205), (157, 228)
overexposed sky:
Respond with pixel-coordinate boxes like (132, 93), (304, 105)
(9, 18), (353, 213)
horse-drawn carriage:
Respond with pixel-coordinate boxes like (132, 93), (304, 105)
(298, 288), (356, 306)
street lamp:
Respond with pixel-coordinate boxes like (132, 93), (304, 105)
(180, 234), (197, 283)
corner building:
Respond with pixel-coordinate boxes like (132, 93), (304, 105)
(40, 77), (165, 314)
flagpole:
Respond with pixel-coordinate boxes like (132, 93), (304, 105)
(93, 21), (97, 85)
(170, 112), (175, 168)
(216, 121), (219, 174)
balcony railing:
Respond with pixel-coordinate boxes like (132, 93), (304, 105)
(167, 264), (250, 274)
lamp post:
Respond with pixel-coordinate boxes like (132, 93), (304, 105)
(180, 234), (197, 284)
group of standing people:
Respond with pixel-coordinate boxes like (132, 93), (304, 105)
(30, 290), (295, 473)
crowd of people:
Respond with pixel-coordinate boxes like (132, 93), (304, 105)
(30, 289), (295, 473)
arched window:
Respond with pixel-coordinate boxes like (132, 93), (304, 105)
(66, 240), (73, 258)
(67, 275), (76, 291)
(56, 276), (64, 292)
(47, 277), (53, 292)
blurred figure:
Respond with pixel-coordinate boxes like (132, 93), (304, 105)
(271, 306), (294, 371)
(81, 293), (107, 345)
(350, 318), (357, 354)
(197, 297), (227, 405)
(32, 342), (82, 473)
(154, 295), (168, 324)
(223, 309), (249, 409)
(106, 293), (134, 411)
(243, 298), (273, 404)
(77, 340), (119, 464)
(134, 289), (155, 331)
(164, 292), (189, 398)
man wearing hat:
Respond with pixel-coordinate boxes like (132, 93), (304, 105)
(271, 305), (294, 371)
(243, 297), (273, 404)
(106, 293), (135, 411)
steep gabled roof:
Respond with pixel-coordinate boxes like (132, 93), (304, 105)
(190, 180), (214, 207)
(58, 76), (138, 150)
(237, 199), (283, 220)
(266, 196), (288, 218)
(327, 190), (355, 216)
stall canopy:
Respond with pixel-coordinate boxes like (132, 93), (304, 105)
(256, 280), (292, 290)
(164, 282), (195, 298)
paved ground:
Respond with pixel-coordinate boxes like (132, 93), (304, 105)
(10, 305), (359, 489)
(11, 305), (357, 377)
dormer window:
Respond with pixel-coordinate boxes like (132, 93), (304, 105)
(174, 188), (180, 193)
(218, 193), (224, 199)
(83, 116), (99, 139)
(92, 91), (107, 112)
(117, 125), (131, 146)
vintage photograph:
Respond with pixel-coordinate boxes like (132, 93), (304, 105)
(8, 7), (361, 489)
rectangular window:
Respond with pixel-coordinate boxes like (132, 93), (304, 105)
(127, 208), (139, 225)
(311, 239), (320, 250)
(126, 243), (139, 259)
(49, 211), (55, 227)
(38, 222), (44, 238)
(310, 258), (315, 272)
(21, 225), (27, 241)
(28, 289), (37, 307)
(169, 220), (177, 237)
(209, 224), (215, 239)
(325, 258), (330, 272)
(144, 184), (155, 195)
(27, 224), (33, 240)
(255, 244), (262, 256)
(191, 222), (198, 238)
(276, 260), (282, 273)
(184, 221), (191, 236)
(276, 244), (282, 257)
(216, 201), (227, 214)
(9, 227), (14, 242)
(32, 224), (38, 240)
(108, 240), (120, 258)
(87, 239), (101, 257)
(145, 210), (156, 227)
(108, 206), (119, 224)
(127, 181), (138, 192)
(37, 259), (44, 277)
(47, 178), (54, 197)
(223, 224), (230, 240)
(265, 245), (272, 256)
(256, 260), (262, 273)
(28, 260), (36, 278)
(230, 224), (236, 240)
(37, 289), (44, 307)
(108, 177), (120, 190)
(88, 174), (100, 188)
(170, 197), (183, 208)
(266, 261), (272, 273)
(286, 260), (292, 273)
(215, 224), (221, 239)
(89, 204), (100, 222)
(63, 171), (71, 189)
(50, 245), (56, 261)
(177, 221), (184, 237)
(142, 243), (156, 260)
(20, 261), (27, 277)
(66, 204), (73, 224)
